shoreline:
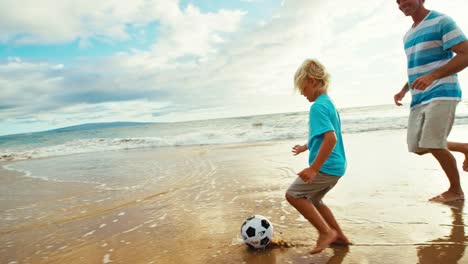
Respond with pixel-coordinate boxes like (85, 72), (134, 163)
(2, 123), (468, 171)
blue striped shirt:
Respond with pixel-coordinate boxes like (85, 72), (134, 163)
(404, 11), (467, 108)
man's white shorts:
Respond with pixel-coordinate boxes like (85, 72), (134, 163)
(407, 100), (458, 153)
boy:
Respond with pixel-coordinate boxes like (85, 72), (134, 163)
(393, 0), (468, 202)
(285, 59), (351, 254)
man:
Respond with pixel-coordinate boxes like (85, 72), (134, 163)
(393, 0), (468, 202)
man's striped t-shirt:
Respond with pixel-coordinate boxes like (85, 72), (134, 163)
(404, 10), (467, 108)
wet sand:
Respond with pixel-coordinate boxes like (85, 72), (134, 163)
(1, 126), (468, 264)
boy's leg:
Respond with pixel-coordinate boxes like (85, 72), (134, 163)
(285, 194), (337, 254)
(447, 142), (468, 172)
(429, 148), (464, 201)
(316, 204), (351, 245)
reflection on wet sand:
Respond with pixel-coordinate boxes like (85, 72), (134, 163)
(240, 247), (278, 264)
(417, 202), (466, 264)
(326, 247), (349, 264)
(238, 244), (349, 264)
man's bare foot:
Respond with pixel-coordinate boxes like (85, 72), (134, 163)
(429, 190), (464, 203)
(331, 235), (352, 246)
(310, 229), (338, 254)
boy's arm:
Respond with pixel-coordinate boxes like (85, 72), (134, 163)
(412, 41), (468, 90)
(298, 131), (336, 183)
(310, 131), (337, 172)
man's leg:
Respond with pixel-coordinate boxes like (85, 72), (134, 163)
(285, 194), (337, 254)
(429, 148), (464, 201)
(414, 101), (464, 202)
(416, 142), (468, 172)
(447, 142), (468, 172)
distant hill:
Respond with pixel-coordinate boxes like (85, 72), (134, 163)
(0, 122), (156, 138)
(48, 122), (154, 133)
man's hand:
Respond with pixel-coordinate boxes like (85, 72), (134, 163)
(394, 85), (410, 106)
(298, 167), (317, 184)
(292, 144), (307, 156)
(394, 91), (405, 106)
(411, 73), (436, 91)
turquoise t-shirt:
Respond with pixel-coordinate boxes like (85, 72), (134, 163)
(307, 94), (346, 176)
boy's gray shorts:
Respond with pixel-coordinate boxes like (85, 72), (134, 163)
(407, 100), (458, 153)
(286, 172), (340, 206)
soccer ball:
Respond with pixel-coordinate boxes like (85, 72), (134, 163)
(240, 215), (273, 249)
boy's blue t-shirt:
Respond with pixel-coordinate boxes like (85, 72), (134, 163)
(307, 94), (347, 176)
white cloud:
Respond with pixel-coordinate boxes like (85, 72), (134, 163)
(0, 58), (63, 111)
(1, 0), (468, 134)
(0, 0), (142, 44)
(146, 4), (246, 67)
(0, 0), (245, 50)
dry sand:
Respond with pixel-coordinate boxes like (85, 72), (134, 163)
(1, 126), (467, 264)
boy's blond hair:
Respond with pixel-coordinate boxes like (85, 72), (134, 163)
(294, 59), (330, 94)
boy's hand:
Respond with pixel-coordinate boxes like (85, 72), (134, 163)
(298, 167), (317, 184)
(292, 144), (307, 155)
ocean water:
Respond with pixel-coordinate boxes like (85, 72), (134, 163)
(1, 102), (468, 164)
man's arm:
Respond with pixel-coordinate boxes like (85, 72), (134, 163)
(394, 82), (409, 106)
(412, 41), (468, 90)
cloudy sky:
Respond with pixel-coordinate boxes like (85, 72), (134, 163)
(1, 0), (467, 136)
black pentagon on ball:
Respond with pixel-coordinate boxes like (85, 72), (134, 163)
(246, 226), (256, 237)
(261, 219), (270, 229)
(260, 237), (270, 246)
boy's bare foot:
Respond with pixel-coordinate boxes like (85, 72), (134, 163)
(310, 229), (338, 254)
(429, 191), (464, 203)
(331, 235), (352, 246)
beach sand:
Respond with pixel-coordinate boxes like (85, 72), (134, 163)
(1, 126), (467, 264)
